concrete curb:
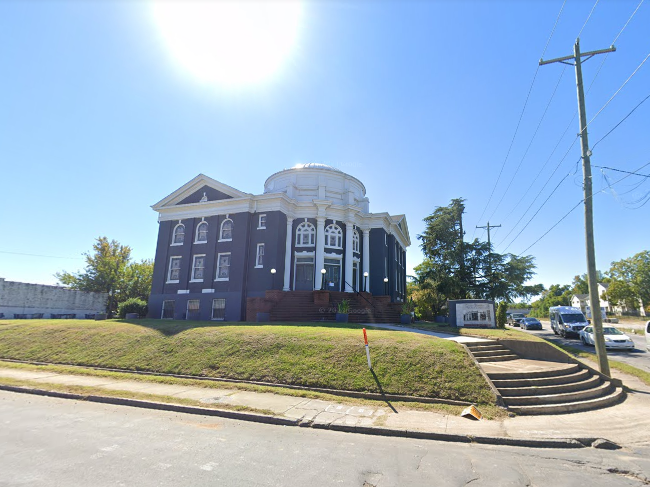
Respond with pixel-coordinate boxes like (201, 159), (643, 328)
(0, 383), (608, 450)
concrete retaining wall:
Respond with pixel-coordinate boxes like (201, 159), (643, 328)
(0, 278), (108, 318)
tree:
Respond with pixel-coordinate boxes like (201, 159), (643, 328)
(496, 301), (508, 329)
(120, 259), (154, 303)
(605, 251), (650, 312)
(408, 272), (448, 319)
(571, 271), (606, 295)
(416, 198), (542, 308)
(56, 237), (136, 318)
(529, 284), (571, 318)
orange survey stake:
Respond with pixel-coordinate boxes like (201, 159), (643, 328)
(363, 328), (368, 345)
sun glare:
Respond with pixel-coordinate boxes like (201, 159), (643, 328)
(150, 1), (303, 88)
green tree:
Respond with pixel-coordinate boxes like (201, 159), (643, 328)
(571, 271), (606, 295)
(120, 259), (154, 303)
(416, 198), (542, 307)
(496, 301), (508, 329)
(529, 284), (571, 318)
(408, 273), (448, 319)
(56, 237), (135, 318)
(605, 251), (650, 312)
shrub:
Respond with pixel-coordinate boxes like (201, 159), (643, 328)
(117, 298), (148, 319)
(337, 300), (350, 314)
(496, 302), (508, 329)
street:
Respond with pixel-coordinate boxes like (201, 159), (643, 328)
(1, 391), (649, 486)
(514, 322), (650, 374)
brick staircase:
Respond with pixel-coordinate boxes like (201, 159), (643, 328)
(252, 290), (402, 323)
(465, 341), (625, 415)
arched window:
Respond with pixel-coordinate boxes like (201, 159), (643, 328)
(353, 230), (360, 253)
(325, 224), (342, 249)
(195, 221), (208, 243)
(172, 223), (185, 245)
(295, 221), (315, 247)
(220, 219), (233, 241)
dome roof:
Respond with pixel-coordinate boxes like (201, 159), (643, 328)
(290, 162), (342, 172)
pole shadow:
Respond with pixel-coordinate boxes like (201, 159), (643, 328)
(370, 369), (397, 413)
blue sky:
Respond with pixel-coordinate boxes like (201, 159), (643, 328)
(1, 0), (648, 295)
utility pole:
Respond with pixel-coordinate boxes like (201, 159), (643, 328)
(476, 222), (501, 300)
(540, 38), (615, 377)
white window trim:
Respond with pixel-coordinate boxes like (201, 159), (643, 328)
(171, 223), (185, 246)
(257, 214), (267, 230)
(194, 221), (208, 244)
(255, 243), (265, 268)
(324, 224), (343, 249)
(295, 221), (316, 247)
(190, 254), (206, 282)
(167, 256), (182, 284)
(219, 218), (233, 242)
(215, 252), (231, 281)
(353, 230), (360, 253)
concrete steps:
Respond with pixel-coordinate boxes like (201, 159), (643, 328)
(466, 342), (625, 415)
(465, 341), (518, 363)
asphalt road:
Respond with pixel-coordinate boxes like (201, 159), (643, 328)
(1, 391), (650, 486)
(513, 321), (650, 373)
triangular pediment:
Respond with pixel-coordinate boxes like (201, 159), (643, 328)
(152, 174), (250, 210)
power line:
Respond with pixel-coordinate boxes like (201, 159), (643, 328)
(499, 1), (644, 227)
(585, 52), (650, 130)
(591, 92), (650, 150)
(517, 160), (650, 254)
(577, 0), (600, 38)
(486, 65), (569, 223)
(0, 250), (84, 261)
(594, 165), (650, 178)
(472, 0), (567, 239)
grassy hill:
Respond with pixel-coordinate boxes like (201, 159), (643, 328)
(0, 319), (496, 405)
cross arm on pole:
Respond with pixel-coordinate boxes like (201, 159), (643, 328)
(540, 45), (616, 66)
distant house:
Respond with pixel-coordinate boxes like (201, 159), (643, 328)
(0, 278), (108, 319)
(570, 294), (589, 311)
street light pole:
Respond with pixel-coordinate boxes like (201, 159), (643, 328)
(321, 268), (327, 290)
(270, 268), (276, 290)
(383, 277), (388, 296)
(363, 272), (368, 293)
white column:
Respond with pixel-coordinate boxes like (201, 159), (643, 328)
(362, 228), (370, 292)
(283, 217), (293, 291)
(344, 223), (354, 292)
(314, 217), (326, 290)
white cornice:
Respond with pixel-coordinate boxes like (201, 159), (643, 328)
(152, 174), (250, 210)
(155, 193), (411, 248)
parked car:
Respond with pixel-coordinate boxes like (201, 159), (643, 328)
(520, 317), (542, 330)
(549, 306), (588, 338)
(508, 313), (526, 327)
(579, 326), (635, 350)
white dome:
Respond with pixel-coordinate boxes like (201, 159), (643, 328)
(264, 163), (369, 212)
(290, 162), (342, 172)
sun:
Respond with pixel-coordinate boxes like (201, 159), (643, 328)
(149, 1), (304, 89)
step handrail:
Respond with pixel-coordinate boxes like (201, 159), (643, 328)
(341, 279), (378, 311)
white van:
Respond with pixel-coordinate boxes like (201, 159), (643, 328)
(549, 306), (589, 338)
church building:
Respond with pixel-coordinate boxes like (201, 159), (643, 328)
(148, 163), (410, 321)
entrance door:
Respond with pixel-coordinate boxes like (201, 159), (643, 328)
(295, 257), (314, 290)
(324, 258), (341, 292)
(352, 261), (359, 292)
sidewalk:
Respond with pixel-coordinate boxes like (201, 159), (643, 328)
(1, 362), (649, 449)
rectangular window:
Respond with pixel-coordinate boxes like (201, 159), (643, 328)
(212, 298), (226, 320)
(186, 300), (200, 320)
(216, 253), (231, 280)
(161, 300), (175, 319)
(168, 257), (181, 283)
(258, 214), (267, 229)
(191, 255), (205, 281)
(255, 243), (265, 268)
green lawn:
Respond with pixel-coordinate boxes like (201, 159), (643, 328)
(405, 322), (543, 341)
(0, 319), (496, 405)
